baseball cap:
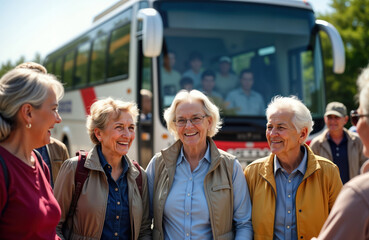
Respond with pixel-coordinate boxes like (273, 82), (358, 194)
(219, 56), (231, 63)
(324, 102), (347, 117)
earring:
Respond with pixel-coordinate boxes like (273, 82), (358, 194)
(26, 123), (32, 129)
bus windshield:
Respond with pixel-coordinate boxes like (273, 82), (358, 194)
(155, 1), (325, 118)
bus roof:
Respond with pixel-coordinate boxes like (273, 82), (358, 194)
(45, 0), (314, 60)
(93, 0), (313, 25)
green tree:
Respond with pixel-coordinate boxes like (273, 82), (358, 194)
(318, 0), (369, 114)
(0, 60), (14, 78)
(0, 53), (43, 78)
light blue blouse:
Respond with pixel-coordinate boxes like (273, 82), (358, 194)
(146, 144), (253, 240)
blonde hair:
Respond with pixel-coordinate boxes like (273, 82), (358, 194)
(163, 90), (222, 140)
(86, 97), (139, 145)
(15, 62), (47, 74)
(0, 68), (64, 141)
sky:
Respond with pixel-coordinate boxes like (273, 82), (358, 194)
(0, 0), (332, 66)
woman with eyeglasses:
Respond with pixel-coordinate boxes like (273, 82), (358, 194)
(314, 66), (369, 240)
(146, 89), (253, 240)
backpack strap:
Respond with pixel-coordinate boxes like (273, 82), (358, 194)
(62, 150), (89, 239)
(33, 149), (44, 172)
(0, 154), (9, 217)
(132, 161), (143, 198)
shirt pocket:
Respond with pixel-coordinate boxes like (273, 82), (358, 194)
(211, 184), (231, 191)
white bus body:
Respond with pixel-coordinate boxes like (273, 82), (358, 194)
(45, 0), (345, 168)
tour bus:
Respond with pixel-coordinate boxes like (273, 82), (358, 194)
(44, 0), (345, 168)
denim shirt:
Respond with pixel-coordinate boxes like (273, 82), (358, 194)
(98, 146), (130, 240)
(273, 146), (307, 240)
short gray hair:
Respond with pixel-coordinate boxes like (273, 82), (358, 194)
(357, 65), (369, 125)
(86, 97), (139, 145)
(357, 64), (369, 93)
(266, 96), (314, 139)
(359, 84), (369, 124)
(0, 68), (64, 141)
(163, 90), (222, 140)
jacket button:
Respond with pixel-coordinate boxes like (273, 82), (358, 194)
(299, 209), (302, 212)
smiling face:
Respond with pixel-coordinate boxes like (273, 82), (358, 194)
(175, 100), (211, 152)
(266, 109), (306, 160)
(32, 88), (61, 148)
(95, 111), (135, 158)
(324, 114), (348, 133)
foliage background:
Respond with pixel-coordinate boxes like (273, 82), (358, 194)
(1, 0), (368, 121)
(319, 0), (369, 114)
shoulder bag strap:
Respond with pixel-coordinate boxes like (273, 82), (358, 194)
(63, 150), (89, 239)
(132, 161), (143, 198)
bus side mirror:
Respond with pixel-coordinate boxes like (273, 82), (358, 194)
(316, 19), (345, 74)
(137, 8), (163, 57)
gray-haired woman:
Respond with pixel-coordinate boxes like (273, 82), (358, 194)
(146, 89), (253, 240)
(54, 97), (151, 240)
(0, 66), (64, 239)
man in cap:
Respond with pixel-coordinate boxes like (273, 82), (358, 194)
(310, 102), (366, 184)
(215, 56), (239, 97)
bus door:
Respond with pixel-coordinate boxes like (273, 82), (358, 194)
(136, 38), (153, 169)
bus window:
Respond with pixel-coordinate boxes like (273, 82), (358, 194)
(90, 35), (108, 84)
(54, 57), (63, 81)
(45, 61), (54, 74)
(63, 51), (75, 89)
(74, 42), (90, 88)
(108, 24), (130, 79)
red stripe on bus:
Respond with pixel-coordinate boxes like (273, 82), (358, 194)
(214, 140), (312, 151)
(214, 140), (270, 151)
(80, 87), (97, 115)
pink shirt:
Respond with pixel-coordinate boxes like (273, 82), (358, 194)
(0, 146), (61, 240)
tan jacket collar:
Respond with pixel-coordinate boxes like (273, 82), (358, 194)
(161, 137), (221, 169)
(83, 145), (140, 179)
(259, 144), (321, 191)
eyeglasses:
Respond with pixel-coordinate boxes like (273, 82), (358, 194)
(173, 115), (207, 127)
(350, 110), (369, 126)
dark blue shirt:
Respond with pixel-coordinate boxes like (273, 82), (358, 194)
(97, 146), (130, 240)
(36, 146), (53, 187)
(327, 133), (349, 184)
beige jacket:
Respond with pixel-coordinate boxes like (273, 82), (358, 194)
(53, 145), (151, 240)
(47, 137), (69, 183)
(310, 128), (366, 179)
(152, 138), (235, 240)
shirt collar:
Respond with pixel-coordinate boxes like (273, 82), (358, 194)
(176, 141), (211, 166)
(97, 145), (129, 173)
(327, 131), (347, 143)
(274, 145), (307, 176)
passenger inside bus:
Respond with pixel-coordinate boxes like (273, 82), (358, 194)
(215, 56), (238, 97)
(161, 51), (181, 95)
(179, 76), (194, 91)
(140, 89), (152, 121)
(225, 69), (265, 116)
(182, 51), (204, 88)
(199, 70), (227, 112)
